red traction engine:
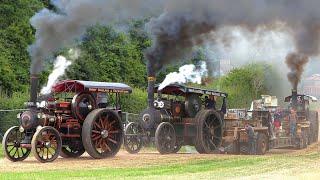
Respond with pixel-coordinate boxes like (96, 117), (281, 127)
(2, 79), (132, 163)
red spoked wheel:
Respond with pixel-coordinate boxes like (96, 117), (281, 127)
(82, 109), (123, 159)
(31, 126), (62, 163)
(2, 126), (31, 162)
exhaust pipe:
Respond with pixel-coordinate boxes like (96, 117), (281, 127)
(147, 76), (156, 108)
(291, 89), (298, 108)
(30, 74), (39, 107)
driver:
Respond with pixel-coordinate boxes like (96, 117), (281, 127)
(205, 95), (216, 110)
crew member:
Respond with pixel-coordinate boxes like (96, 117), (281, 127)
(289, 108), (297, 137)
(245, 123), (256, 155)
(273, 108), (282, 136)
(205, 95), (216, 110)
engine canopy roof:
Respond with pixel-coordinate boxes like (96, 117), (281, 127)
(52, 80), (132, 94)
(155, 83), (228, 97)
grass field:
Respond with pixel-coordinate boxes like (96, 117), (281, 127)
(0, 144), (320, 180)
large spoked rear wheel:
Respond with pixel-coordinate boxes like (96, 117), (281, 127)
(31, 126), (62, 163)
(124, 122), (144, 154)
(2, 126), (31, 162)
(60, 138), (85, 158)
(155, 122), (176, 154)
(82, 109), (123, 159)
(195, 110), (223, 154)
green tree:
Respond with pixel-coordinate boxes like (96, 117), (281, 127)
(0, 0), (45, 94)
(217, 63), (271, 108)
(66, 25), (146, 87)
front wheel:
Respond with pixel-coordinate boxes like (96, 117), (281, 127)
(2, 126), (31, 162)
(155, 122), (176, 154)
(124, 122), (144, 154)
(172, 141), (182, 153)
(31, 126), (62, 163)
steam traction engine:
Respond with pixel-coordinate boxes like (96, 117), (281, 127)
(124, 78), (228, 154)
(270, 89), (319, 149)
(2, 78), (132, 162)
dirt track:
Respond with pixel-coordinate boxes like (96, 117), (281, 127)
(0, 143), (319, 173)
(1, 111), (319, 174)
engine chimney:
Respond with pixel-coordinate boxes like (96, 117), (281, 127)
(291, 89), (298, 108)
(30, 74), (39, 107)
(147, 76), (156, 108)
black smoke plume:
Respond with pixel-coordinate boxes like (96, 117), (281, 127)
(286, 53), (309, 90)
(28, 0), (163, 74)
(145, 0), (320, 88)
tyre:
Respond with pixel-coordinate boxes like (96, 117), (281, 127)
(256, 133), (268, 155)
(60, 138), (85, 158)
(2, 126), (31, 162)
(31, 126), (62, 163)
(194, 110), (223, 154)
(124, 122), (144, 154)
(155, 122), (176, 154)
(82, 109), (123, 159)
(172, 141), (182, 153)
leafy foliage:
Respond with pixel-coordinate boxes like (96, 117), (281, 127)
(216, 63), (274, 108)
(0, 0), (44, 95)
(66, 25), (147, 88)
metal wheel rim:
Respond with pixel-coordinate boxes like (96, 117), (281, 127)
(3, 126), (30, 161)
(202, 114), (222, 151)
(157, 123), (175, 153)
(124, 123), (143, 153)
(34, 128), (61, 162)
(91, 111), (122, 155)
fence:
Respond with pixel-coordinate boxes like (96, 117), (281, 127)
(0, 109), (139, 141)
(0, 109), (24, 140)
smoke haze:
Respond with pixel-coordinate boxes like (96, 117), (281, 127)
(29, 0), (164, 74)
(29, 0), (320, 90)
(145, 0), (320, 88)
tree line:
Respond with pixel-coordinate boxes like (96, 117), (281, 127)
(0, 1), (281, 112)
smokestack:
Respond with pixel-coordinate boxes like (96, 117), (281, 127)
(30, 74), (39, 106)
(147, 76), (156, 108)
(291, 89), (298, 108)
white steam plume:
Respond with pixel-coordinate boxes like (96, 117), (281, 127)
(40, 55), (72, 94)
(159, 61), (207, 90)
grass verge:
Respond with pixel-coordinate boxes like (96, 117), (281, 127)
(1, 151), (319, 180)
